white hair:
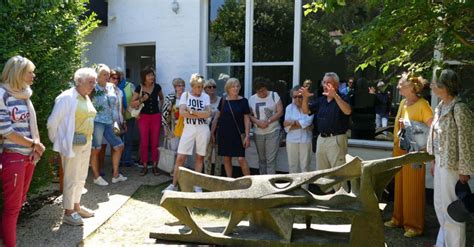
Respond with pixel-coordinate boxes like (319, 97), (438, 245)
(74, 68), (97, 85)
(324, 72), (340, 85)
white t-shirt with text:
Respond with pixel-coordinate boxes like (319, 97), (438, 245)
(179, 92), (210, 125)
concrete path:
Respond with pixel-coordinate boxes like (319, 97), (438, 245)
(17, 167), (171, 247)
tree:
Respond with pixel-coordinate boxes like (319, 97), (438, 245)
(0, 1), (98, 191)
(305, 0), (474, 78)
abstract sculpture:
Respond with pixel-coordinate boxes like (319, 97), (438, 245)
(150, 152), (433, 246)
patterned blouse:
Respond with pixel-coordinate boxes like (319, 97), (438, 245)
(427, 97), (474, 175)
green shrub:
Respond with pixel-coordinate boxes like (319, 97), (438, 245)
(0, 1), (98, 195)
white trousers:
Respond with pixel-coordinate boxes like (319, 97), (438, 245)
(434, 155), (466, 247)
(286, 142), (312, 174)
(61, 142), (92, 210)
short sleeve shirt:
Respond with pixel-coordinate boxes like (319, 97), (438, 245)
(248, 91), (281, 135)
(179, 92), (210, 125)
(135, 83), (162, 114)
(309, 94), (351, 134)
(93, 83), (119, 124)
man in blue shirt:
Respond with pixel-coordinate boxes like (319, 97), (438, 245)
(301, 72), (352, 192)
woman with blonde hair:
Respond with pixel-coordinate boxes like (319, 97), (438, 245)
(211, 78), (251, 178)
(163, 74), (211, 192)
(48, 68), (97, 226)
(90, 64), (126, 186)
(384, 73), (433, 238)
(0, 55), (45, 247)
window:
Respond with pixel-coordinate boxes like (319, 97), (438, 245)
(205, 0), (301, 103)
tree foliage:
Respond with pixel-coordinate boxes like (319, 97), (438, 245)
(0, 1), (98, 191)
(305, 0), (474, 77)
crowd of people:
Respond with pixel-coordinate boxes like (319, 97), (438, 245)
(0, 54), (473, 247)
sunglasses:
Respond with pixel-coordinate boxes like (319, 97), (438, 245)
(110, 76), (119, 80)
(293, 95), (303, 99)
(206, 85), (216, 89)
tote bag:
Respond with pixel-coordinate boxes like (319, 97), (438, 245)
(158, 137), (176, 174)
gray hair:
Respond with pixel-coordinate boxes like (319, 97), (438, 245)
(290, 85), (301, 96)
(204, 78), (216, 88)
(172, 77), (185, 88)
(74, 68), (97, 85)
(324, 72), (340, 85)
(436, 69), (461, 96)
(113, 67), (125, 77)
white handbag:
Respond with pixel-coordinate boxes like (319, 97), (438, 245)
(158, 137), (176, 174)
(128, 86), (144, 117)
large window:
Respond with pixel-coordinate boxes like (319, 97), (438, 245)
(205, 0), (301, 103)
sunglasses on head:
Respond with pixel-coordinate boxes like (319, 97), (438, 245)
(206, 85), (216, 89)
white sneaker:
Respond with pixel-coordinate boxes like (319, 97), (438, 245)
(194, 186), (202, 193)
(63, 212), (83, 226)
(93, 176), (109, 186)
(162, 184), (178, 194)
(111, 174), (128, 184)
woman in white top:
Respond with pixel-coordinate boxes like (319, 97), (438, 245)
(248, 78), (283, 174)
(203, 79), (222, 176)
(164, 74), (211, 192)
(284, 85), (314, 174)
(48, 68), (97, 226)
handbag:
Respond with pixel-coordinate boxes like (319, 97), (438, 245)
(113, 122), (125, 136)
(173, 116), (185, 137)
(72, 133), (87, 146)
(173, 92), (188, 137)
(227, 99), (246, 148)
(158, 137), (176, 174)
(128, 86), (144, 118)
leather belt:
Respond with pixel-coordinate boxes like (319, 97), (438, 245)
(320, 132), (344, 138)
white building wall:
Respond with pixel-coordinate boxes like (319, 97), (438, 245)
(85, 0), (203, 94)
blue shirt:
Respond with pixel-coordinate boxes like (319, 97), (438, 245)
(308, 94), (351, 134)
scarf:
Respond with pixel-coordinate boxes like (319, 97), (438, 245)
(2, 84), (40, 143)
(117, 79), (128, 110)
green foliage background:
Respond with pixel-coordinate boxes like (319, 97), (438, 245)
(0, 1), (98, 194)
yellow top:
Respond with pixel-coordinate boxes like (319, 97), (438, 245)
(75, 94), (97, 141)
(393, 98), (433, 156)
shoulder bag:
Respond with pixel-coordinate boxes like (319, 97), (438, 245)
(228, 99), (246, 148)
(128, 86), (144, 118)
(173, 92), (188, 137)
(158, 137), (176, 174)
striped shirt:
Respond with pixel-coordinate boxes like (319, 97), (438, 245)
(0, 87), (33, 155)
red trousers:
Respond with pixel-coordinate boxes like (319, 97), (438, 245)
(137, 113), (161, 163)
(0, 152), (35, 247)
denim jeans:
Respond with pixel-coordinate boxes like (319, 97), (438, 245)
(92, 121), (124, 149)
(120, 118), (136, 165)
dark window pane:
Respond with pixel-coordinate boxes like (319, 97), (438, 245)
(208, 0), (246, 63)
(207, 66), (245, 96)
(253, 0), (294, 62)
(252, 66), (293, 107)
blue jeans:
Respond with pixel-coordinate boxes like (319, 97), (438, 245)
(92, 122), (123, 149)
(120, 118), (136, 165)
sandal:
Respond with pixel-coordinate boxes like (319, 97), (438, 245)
(140, 166), (148, 176)
(152, 166), (159, 176)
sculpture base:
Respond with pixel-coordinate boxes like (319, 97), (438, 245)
(150, 222), (352, 246)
